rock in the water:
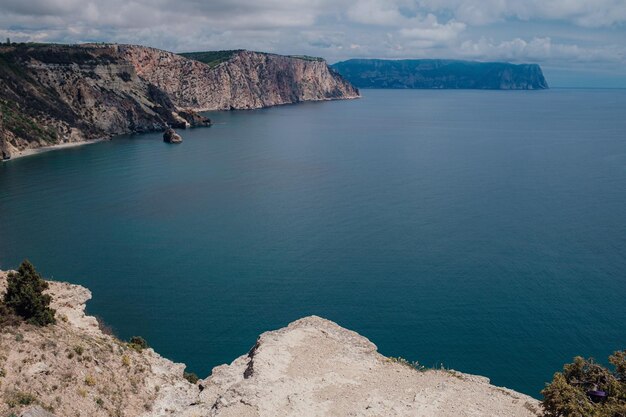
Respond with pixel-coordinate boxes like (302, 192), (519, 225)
(163, 128), (183, 143)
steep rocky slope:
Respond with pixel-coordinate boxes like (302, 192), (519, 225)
(0, 270), (541, 417)
(0, 44), (359, 160)
(332, 59), (548, 90)
(119, 46), (360, 111)
(0, 44), (209, 160)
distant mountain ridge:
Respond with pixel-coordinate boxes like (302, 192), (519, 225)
(332, 59), (548, 90)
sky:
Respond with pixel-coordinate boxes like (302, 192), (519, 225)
(1, 0), (625, 87)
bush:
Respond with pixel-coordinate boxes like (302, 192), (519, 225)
(542, 351), (626, 417)
(3, 260), (56, 326)
(128, 336), (148, 351)
(0, 302), (21, 329)
(184, 371), (199, 384)
(6, 391), (37, 408)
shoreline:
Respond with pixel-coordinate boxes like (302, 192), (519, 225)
(2, 138), (109, 162)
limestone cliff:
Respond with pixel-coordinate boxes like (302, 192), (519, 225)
(0, 44), (209, 160)
(119, 46), (360, 111)
(0, 43), (359, 160)
(0, 270), (541, 417)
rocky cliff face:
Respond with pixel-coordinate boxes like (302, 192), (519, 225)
(332, 59), (549, 90)
(0, 271), (541, 417)
(0, 44), (358, 159)
(119, 46), (360, 111)
(0, 44), (208, 159)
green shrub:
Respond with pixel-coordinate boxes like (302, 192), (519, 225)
(542, 351), (626, 417)
(3, 260), (56, 326)
(6, 391), (37, 407)
(128, 336), (148, 351)
(184, 371), (199, 384)
(0, 302), (21, 329)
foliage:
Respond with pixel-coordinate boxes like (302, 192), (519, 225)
(388, 356), (426, 371)
(179, 50), (242, 67)
(5, 391), (37, 408)
(184, 371), (199, 384)
(288, 55), (324, 62)
(128, 336), (148, 351)
(84, 374), (96, 386)
(3, 260), (56, 326)
(0, 301), (21, 329)
(121, 354), (131, 367)
(542, 351), (626, 417)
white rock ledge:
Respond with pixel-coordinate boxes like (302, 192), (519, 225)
(0, 271), (541, 417)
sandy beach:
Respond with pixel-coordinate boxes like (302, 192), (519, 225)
(2, 138), (109, 162)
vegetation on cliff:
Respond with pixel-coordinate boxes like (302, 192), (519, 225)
(2, 260), (56, 326)
(542, 351), (626, 417)
(179, 50), (243, 67)
(0, 43), (356, 159)
(0, 43), (211, 159)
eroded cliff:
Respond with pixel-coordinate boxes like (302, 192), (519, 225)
(0, 44), (208, 159)
(0, 270), (541, 417)
(0, 43), (359, 160)
(119, 46), (360, 111)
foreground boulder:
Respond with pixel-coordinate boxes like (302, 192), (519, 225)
(163, 128), (183, 143)
(0, 271), (540, 417)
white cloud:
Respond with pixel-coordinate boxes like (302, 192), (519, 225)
(0, 0), (625, 84)
(418, 0), (626, 27)
(458, 36), (626, 63)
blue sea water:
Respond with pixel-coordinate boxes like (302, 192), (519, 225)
(1, 89), (625, 397)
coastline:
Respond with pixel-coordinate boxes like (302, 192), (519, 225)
(2, 138), (109, 162)
(0, 269), (541, 417)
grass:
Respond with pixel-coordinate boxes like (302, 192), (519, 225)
(5, 391), (37, 408)
(387, 356), (426, 371)
(179, 50), (242, 67)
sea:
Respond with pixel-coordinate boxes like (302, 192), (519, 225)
(1, 89), (625, 397)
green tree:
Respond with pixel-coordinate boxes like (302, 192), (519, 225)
(3, 260), (56, 326)
(542, 352), (626, 417)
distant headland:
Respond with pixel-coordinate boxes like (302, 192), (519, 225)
(332, 59), (548, 90)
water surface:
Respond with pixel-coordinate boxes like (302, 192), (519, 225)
(1, 89), (625, 397)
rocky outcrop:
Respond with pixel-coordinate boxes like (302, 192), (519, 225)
(163, 127), (182, 143)
(332, 59), (549, 90)
(0, 270), (541, 417)
(119, 46), (360, 111)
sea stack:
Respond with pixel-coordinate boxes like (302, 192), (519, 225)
(163, 127), (183, 144)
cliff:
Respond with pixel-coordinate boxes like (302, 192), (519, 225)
(120, 46), (360, 111)
(0, 44), (359, 160)
(0, 270), (541, 417)
(332, 59), (549, 90)
(0, 44), (209, 160)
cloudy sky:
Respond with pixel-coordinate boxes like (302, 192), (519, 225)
(1, 0), (625, 87)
